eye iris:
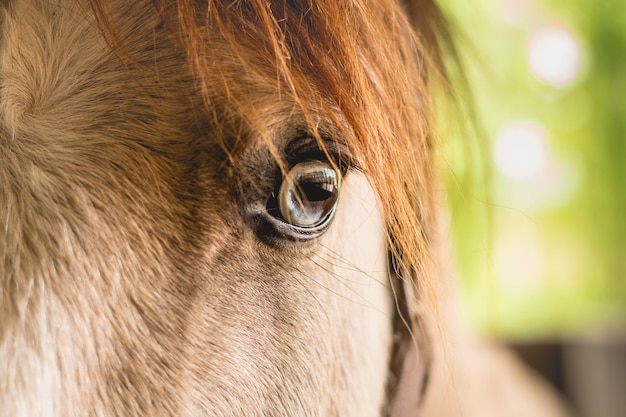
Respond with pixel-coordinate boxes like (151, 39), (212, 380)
(278, 161), (341, 228)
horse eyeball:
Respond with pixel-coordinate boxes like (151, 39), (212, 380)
(278, 160), (341, 229)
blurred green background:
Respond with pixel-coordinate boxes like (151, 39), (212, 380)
(439, 0), (626, 340)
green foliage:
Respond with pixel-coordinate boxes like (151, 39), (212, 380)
(440, 0), (626, 338)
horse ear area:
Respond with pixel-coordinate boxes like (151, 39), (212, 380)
(385, 257), (431, 417)
(397, 0), (447, 45)
(397, 0), (451, 77)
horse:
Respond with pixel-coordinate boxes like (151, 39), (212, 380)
(0, 0), (573, 416)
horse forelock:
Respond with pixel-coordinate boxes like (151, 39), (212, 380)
(145, 0), (444, 297)
(75, 0), (445, 251)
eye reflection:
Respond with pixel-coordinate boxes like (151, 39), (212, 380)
(277, 160), (341, 230)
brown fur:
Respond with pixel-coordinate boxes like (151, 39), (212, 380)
(0, 1), (573, 416)
(0, 0), (438, 415)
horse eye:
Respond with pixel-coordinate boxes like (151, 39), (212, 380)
(277, 160), (341, 232)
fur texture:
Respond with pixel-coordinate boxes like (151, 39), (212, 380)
(0, 1), (573, 417)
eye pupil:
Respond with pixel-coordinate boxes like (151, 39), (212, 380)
(300, 183), (334, 202)
(277, 160), (341, 230)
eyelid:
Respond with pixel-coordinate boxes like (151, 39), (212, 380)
(283, 135), (354, 174)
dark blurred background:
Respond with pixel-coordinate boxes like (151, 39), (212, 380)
(439, 1), (626, 416)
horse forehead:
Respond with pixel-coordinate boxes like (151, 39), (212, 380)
(6, 1), (380, 175)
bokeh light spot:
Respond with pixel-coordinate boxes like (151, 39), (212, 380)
(493, 121), (550, 181)
(527, 24), (582, 87)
